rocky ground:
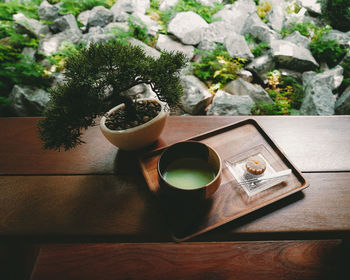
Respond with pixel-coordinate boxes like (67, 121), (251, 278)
(4, 0), (350, 116)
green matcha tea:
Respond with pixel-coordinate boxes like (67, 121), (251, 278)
(163, 157), (216, 190)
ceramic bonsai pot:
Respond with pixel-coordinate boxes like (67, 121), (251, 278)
(100, 98), (169, 151)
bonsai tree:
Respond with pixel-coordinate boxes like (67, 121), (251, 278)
(38, 40), (187, 151)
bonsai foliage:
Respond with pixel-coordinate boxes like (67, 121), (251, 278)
(38, 40), (187, 151)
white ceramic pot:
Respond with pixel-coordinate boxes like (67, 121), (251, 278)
(100, 98), (169, 151)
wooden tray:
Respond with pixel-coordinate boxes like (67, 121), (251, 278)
(138, 118), (309, 242)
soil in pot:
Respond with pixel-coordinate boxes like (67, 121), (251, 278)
(105, 100), (161, 130)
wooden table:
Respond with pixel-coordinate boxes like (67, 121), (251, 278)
(0, 116), (349, 280)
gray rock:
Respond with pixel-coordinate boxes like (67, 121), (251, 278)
(38, 0), (60, 21)
(284, 31), (311, 49)
(21, 47), (36, 60)
(238, 69), (253, 83)
(13, 13), (50, 38)
(180, 75), (213, 115)
(207, 90), (254, 115)
(200, 21), (234, 45)
(85, 33), (115, 46)
(130, 13), (159, 36)
(123, 83), (157, 99)
(243, 13), (281, 44)
(128, 38), (161, 59)
(270, 40), (318, 71)
(335, 86), (350, 114)
(50, 14), (80, 34)
(50, 72), (66, 88)
(266, 2), (286, 31)
(230, 0), (257, 14)
(87, 6), (113, 28)
(299, 0), (321, 14)
(279, 68), (302, 82)
(104, 22), (129, 33)
(159, 0), (178, 10)
(302, 66), (343, 91)
(9, 85), (50, 116)
(111, 0), (150, 21)
(77, 10), (91, 26)
(323, 29), (350, 48)
(38, 29), (82, 56)
(224, 33), (254, 60)
(224, 78), (273, 104)
(168, 11), (208, 45)
(300, 71), (335, 115)
(156, 34), (194, 60)
(246, 53), (276, 83)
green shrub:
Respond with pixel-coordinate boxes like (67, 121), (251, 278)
(320, 0), (350, 32)
(310, 37), (347, 68)
(127, 16), (155, 46)
(244, 34), (270, 57)
(59, 0), (116, 16)
(340, 55), (350, 91)
(0, 0), (41, 20)
(192, 44), (246, 92)
(148, 0), (225, 33)
(252, 70), (304, 115)
(281, 21), (330, 40)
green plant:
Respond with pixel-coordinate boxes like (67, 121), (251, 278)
(252, 70), (304, 115)
(127, 15), (155, 46)
(192, 44), (246, 92)
(148, 0), (225, 33)
(310, 37), (347, 68)
(281, 21), (330, 40)
(244, 34), (270, 57)
(38, 40), (187, 151)
(0, 0), (41, 20)
(340, 55), (350, 91)
(59, 0), (116, 16)
(257, 0), (272, 23)
(320, 0), (350, 32)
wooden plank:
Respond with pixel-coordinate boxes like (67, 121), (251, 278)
(30, 240), (344, 280)
(0, 242), (39, 280)
(0, 116), (349, 175)
(1, 173), (349, 240)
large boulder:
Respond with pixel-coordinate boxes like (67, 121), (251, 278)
(302, 66), (344, 91)
(38, 29), (82, 56)
(111, 0), (150, 21)
(168, 11), (208, 45)
(224, 78), (273, 104)
(266, 0), (286, 31)
(77, 10), (91, 26)
(13, 13), (50, 39)
(87, 6), (113, 28)
(180, 75), (213, 115)
(156, 34), (194, 60)
(284, 31), (311, 49)
(270, 40), (319, 71)
(246, 53), (276, 83)
(224, 33), (254, 60)
(38, 0), (60, 21)
(207, 90), (254, 115)
(128, 38), (161, 59)
(299, 0), (321, 14)
(199, 20), (234, 47)
(335, 86), (350, 114)
(243, 13), (281, 44)
(9, 85), (50, 116)
(50, 14), (80, 33)
(300, 71), (335, 115)
(322, 30), (350, 48)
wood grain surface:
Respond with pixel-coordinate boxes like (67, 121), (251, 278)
(30, 240), (344, 280)
(1, 173), (349, 241)
(1, 116), (349, 175)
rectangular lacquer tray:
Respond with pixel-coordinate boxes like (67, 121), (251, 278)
(138, 118), (309, 242)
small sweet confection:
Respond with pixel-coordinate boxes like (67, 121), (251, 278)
(245, 155), (266, 176)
